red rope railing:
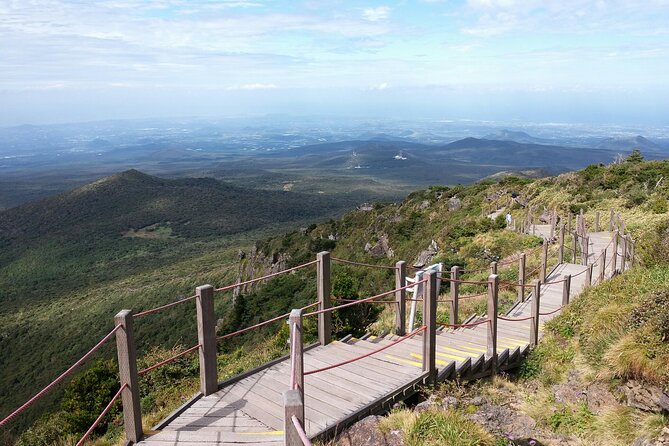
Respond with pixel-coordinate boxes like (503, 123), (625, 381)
(215, 260), (319, 293)
(438, 318), (490, 328)
(498, 314), (534, 322)
(0, 325), (121, 428)
(138, 343), (201, 376)
(134, 295), (196, 318)
(331, 257), (397, 270)
(304, 326), (427, 375)
(291, 415), (313, 446)
(75, 383), (127, 446)
(216, 302), (319, 342)
(539, 306), (565, 316)
(304, 281), (426, 317)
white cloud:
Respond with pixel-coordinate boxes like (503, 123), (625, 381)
(370, 82), (389, 90)
(362, 6), (391, 22)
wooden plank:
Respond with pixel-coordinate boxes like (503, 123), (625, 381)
(325, 341), (420, 378)
(142, 430), (283, 443)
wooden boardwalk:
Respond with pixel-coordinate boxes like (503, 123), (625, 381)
(137, 229), (621, 446)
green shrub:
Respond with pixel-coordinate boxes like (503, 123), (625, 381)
(60, 360), (120, 435)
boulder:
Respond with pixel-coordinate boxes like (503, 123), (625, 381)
(619, 380), (669, 413)
(448, 196), (462, 211)
(413, 240), (439, 268)
(336, 415), (405, 446)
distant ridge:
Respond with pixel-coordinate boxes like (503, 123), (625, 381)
(482, 129), (550, 145)
(596, 135), (661, 152)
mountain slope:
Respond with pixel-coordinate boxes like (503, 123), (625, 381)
(0, 169), (353, 307)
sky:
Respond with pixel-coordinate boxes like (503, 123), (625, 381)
(1, 0), (668, 126)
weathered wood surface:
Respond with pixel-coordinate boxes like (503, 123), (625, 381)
(137, 232), (618, 445)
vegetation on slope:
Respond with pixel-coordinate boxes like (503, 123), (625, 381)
(6, 153), (669, 445)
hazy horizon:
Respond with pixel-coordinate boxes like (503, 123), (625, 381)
(1, 0), (668, 127)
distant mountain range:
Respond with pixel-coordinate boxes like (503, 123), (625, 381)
(595, 135), (662, 152)
(260, 136), (646, 184)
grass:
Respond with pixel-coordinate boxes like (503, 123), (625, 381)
(379, 408), (494, 446)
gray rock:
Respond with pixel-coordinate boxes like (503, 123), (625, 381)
(469, 396), (486, 406)
(420, 200), (430, 209)
(448, 196), (462, 211)
(620, 380), (669, 413)
(336, 415), (405, 446)
(465, 402), (536, 438)
(441, 396), (459, 409)
(365, 234), (394, 259)
(413, 240), (439, 268)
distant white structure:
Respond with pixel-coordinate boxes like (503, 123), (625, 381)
(394, 151), (407, 160)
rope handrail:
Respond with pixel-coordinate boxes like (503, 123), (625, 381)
(214, 260), (319, 293)
(304, 280), (427, 317)
(331, 257), (397, 270)
(303, 326), (426, 375)
(498, 314), (534, 322)
(75, 383), (127, 446)
(539, 305), (565, 316)
(138, 343), (201, 376)
(134, 295), (197, 318)
(332, 298), (397, 304)
(291, 415), (313, 446)
(216, 302), (319, 342)
(0, 325), (121, 428)
(439, 318), (490, 328)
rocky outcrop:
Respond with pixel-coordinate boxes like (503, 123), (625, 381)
(364, 234), (394, 259)
(413, 240), (438, 268)
(619, 380), (669, 414)
(233, 246), (290, 300)
(448, 196), (462, 211)
(336, 415), (404, 446)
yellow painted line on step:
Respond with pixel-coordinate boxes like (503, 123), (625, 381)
(409, 352), (451, 365)
(385, 354), (422, 367)
(239, 431), (283, 436)
(437, 351), (467, 361)
(501, 336), (528, 345)
(441, 346), (480, 357)
(455, 345), (487, 353)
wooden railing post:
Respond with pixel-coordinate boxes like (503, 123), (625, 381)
(558, 224), (565, 264)
(196, 285), (218, 396)
(550, 213), (555, 240)
(530, 280), (541, 347)
(562, 275), (571, 306)
(611, 232), (619, 275)
(487, 274), (499, 376)
(595, 211), (600, 232)
(567, 213), (572, 233)
(540, 240), (548, 282)
(629, 236), (635, 267)
(583, 236), (590, 266)
(317, 251), (331, 345)
(289, 309), (304, 405)
(598, 249), (606, 283)
(395, 261), (406, 336)
(586, 264), (593, 287)
(490, 261), (498, 275)
(422, 271), (437, 385)
(620, 234), (628, 273)
(572, 232), (578, 264)
(283, 390), (304, 446)
(449, 266), (460, 326)
(518, 253), (526, 302)
(114, 310), (143, 444)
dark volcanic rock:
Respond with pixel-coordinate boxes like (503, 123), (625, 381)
(336, 415), (405, 446)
